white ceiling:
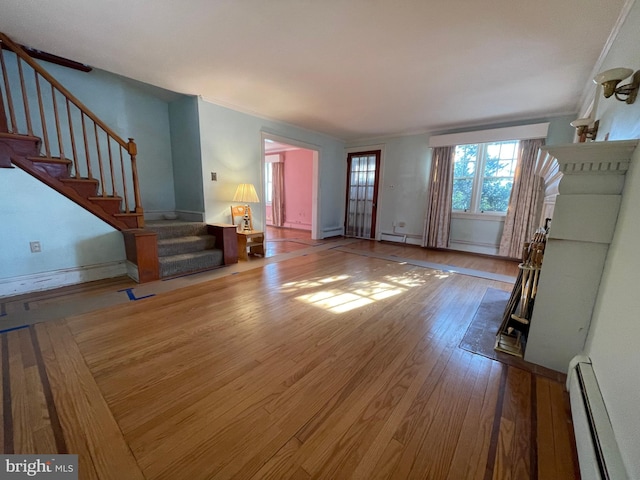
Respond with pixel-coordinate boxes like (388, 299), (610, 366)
(0, 0), (627, 140)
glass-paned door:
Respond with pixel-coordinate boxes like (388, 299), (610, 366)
(345, 150), (381, 238)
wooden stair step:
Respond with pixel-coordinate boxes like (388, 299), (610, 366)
(26, 156), (72, 179)
(27, 156), (72, 165)
(88, 196), (123, 215)
(0, 132), (41, 165)
(60, 177), (99, 197)
(0, 132), (41, 141)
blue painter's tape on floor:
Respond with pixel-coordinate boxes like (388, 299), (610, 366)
(0, 324), (29, 335)
(0, 303), (6, 317)
(117, 288), (156, 301)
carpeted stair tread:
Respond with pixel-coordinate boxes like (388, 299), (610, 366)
(146, 220), (209, 239)
(146, 220), (225, 277)
(158, 250), (224, 278)
(157, 235), (216, 257)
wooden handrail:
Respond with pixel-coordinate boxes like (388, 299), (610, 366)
(0, 31), (144, 228)
(0, 33), (130, 151)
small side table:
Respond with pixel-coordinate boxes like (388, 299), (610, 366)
(207, 223), (238, 265)
(236, 230), (265, 261)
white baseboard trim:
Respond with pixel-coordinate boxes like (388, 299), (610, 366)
(283, 221), (311, 231)
(126, 260), (139, 283)
(176, 210), (205, 222)
(322, 226), (344, 238)
(380, 232), (423, 246)
(144, 210), (175, 221)
(0, 261), (127, 298)
(449, 241), (499, 256)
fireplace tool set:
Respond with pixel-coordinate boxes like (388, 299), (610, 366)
(495, 226), (548, 357)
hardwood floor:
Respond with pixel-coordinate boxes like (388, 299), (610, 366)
(0, 248), (578, 479)
(265, 226), (317, 257)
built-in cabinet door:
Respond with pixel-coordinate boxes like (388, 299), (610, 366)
(345, 150), (381, 239)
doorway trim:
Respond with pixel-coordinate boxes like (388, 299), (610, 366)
(345, 144), (385, 240)
(260, 132), (321, 240)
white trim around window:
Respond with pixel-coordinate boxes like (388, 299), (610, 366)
(429, 123), (549, 148)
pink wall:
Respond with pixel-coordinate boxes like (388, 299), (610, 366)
(283, 149), (313, 230)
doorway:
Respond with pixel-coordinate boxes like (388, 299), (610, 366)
(262, 134), (320, 241)
(345, 150), (381, 239)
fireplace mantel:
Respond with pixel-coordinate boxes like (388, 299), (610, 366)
(524, 140), (638, 372)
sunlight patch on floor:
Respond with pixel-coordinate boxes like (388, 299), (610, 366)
(289, 268), (452, 314)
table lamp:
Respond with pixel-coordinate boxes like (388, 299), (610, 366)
(233, 183), (260, 231)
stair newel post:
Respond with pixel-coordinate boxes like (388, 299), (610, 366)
(128, 138), (144, 227)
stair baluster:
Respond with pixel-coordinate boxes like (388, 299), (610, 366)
(0, 32), (145, 229)
(0, 47), (17, 133)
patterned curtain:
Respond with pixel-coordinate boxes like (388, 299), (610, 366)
(499, 138), (546, 258)
(424, 146), (455, 248)
(272, 161), (285, 227)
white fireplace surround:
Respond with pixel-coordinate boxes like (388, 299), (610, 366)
(524, 140), (638, 372)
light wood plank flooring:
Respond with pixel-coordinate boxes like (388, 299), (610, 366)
(1, 247), (577, 479)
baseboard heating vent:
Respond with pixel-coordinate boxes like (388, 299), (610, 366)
(567, 356), (628, 480)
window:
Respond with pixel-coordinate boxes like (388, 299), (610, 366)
(452, 140), (519, 214)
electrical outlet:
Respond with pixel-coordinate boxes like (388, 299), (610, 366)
(211, 172), (217, 181)
(398, 221), (406, 228)
(30, 241), (41, 253)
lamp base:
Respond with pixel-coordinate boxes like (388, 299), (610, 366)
(242, 205), (251, 231)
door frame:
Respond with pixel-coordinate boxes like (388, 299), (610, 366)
(344, 149), (382, 240)
(260, 131), (321, 240)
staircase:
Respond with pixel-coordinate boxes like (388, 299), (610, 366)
(0, 32), (234, 283)
(147, 221), (224, 278)
(0, 32), (144, 230)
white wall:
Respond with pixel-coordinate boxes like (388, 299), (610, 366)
(583, 146), (640, 478)
(581, 2), (640, 477)
(197, 99), (345, 237)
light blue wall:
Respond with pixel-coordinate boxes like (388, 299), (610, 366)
(345, 115), (575, 250)
(169, 96), (204, 213)
(2, 53), (179, 213)
(197, 99), (345, 236)
(0, 169), (125, 280)
(593, 1), (640, 141)
(39, 62), (179, 213)
(347, 134), (430, 242)
(0, 57), (181, 283)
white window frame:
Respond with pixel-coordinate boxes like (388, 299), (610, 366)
(452, 140), (519, 217)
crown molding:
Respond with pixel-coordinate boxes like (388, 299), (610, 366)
(578, 0), (637, 117)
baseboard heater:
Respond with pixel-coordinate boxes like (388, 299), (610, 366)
(567, 356), (628, 480)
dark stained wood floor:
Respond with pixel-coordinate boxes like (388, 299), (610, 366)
(0, 246), (578, 479)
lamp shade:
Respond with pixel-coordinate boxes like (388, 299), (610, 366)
(233, 183), (260, 203)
